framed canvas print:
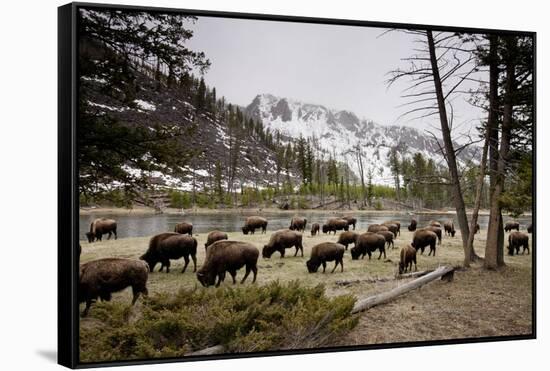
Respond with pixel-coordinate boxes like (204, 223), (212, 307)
(58, 2), (536, 368)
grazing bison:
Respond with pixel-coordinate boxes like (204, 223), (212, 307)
(242, 216), (268, 235)
(399, 245), (417, 274)
(527, 224), (533, 234)
(262, 230), (304, 258)
(205, 230), (228, 249)
(351, 232), (386, 260)
(322, 218), (350, 235)
(367, 224), (389, 233)
(504, 221), (520, 232)
(86, 218), (117, 243)
(443, 221), (456, 237)
(408, 219), (417, 232)
(377, 230), (395, 249)
(140, 233), (197, 273)
(383, 221), (401, 235)
(474, 223), (480, 234)
(423, 226), (442, 245)
(289, 217), (307, 232)
(306, 242), (345, 273)
(342, 216), (357, 230)
(429, 220), (441, 228)
(174, 222), (193, 235)
(382, 223), (399, 236)
(311, 223), (320, 236)
(196, 240), (259, 287)
(412, 229), (438, 256)
(508, 231), (530, 256)
(79, 258), (149, 316)
(336, 231), (358, 250)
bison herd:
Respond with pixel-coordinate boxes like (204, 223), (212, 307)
(79, 215), (532, 316)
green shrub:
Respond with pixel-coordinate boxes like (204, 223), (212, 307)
(169, 191), (191, 209)
(374, 200), (383, 210)
(80, 281), (357, 362)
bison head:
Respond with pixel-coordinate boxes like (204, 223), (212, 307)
(451, 230), (456, 237)
(85, 232), (95, 243)
(242, 226), (249, 235)
(306, 259), (320, 273)
(398, 261), (405, 275)
(262, 245), (272, 259)
(139, 254), (156, 272)
(196, 271), (215, 287)
(350, 247), (361, 260)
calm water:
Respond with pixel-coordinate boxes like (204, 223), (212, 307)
(79, 211), (532, 240)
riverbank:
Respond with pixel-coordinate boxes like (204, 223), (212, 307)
(79, 205), (523, 217)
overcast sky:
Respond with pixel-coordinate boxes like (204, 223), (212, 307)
(187, 16), (485, 136)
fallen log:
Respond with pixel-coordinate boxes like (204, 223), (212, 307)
(396, 269), (434, 279)
(351, 265), (454, 314)
(185, 345), (225, 356)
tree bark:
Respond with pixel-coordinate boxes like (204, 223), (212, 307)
(485, 36), (515, 269)
(426, 30), (471, 266)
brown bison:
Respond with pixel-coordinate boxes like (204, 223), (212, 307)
(306, 242), (345, 273)
(382, 223), (399, 236)
(383, 221), (401, 235)
(79, 258), (149, 316)
(311, 223), (320, 236)
(140, 232), (198, 273)
(412, 229), (438, 256)
(527, 224), (533, 234)
(408, 219), (417, 232)
(289, 216), (307, 232)
(377, 230), (395, 249)
(399, 245), (417, 274)
(336, 231), (358, 250)
(422, 226), (442, 245)
(174, 222), (193, 235)
(443, 221), (456, 237)
(508, 231), (530, 256)
(367, 224), (389, 233)
(86, 218), (117, 243)
(429, 220), (441, 228)
(242, 216), (268, 235)
(351, 232), (386, 260)
(342, 216), (357, 230)
(205, 230), (228, 249)
(322, 218), (349, 235)
(196, 241), (259, 287)
(262, 230), (304, 258)
(504, 221), (520, 232)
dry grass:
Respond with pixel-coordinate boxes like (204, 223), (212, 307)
(79, 227), (533, 345)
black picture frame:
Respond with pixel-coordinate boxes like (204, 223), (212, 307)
(58, 2), (536, 368)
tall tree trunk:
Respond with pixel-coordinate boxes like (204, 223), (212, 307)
(426, 30), (471, 266)
(485, 36), (515, 268)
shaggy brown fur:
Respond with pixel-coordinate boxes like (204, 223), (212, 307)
(382, 221), (401, 235)
(78, 258), (149, 316)
(311, 223), (320, 236)
(412, 229), (438, 256)
(174, 222), (193, 235)
(196, 241), (259, 287)
(508, 231), (530, 256)
(504, 221), (520, 232)
(242, 216), (268, 235)
(342, 216), (357, 230)
(336, 231), (358, 250)
(205, 231), (228, 249)
(376, 230), (395, 249)
(443, 221), (456, 237)
(351, 232), (386, 260)
(367, 224), (389, 233)
(262, 230), (304, 258)
(408, 219), (417, 232)
(140, 232), (197, 273)
(322, 218), (349, 235)
(289, 217), (307, 232)
(86, 218), (117, 243)
(399, 244), (417, 274)
(422, 226), (443, 245)
(306, 242), (345, 273)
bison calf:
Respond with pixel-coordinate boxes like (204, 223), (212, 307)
(306, 242), (345, 273)
(242, 216), (268, 235)
(197, 241), (259, 287)
(311, 223), (320, 236)
(79, 258), (149, 316)
(399, 245), (417, 274)
(508, 231), (530, 256)
(262, 230), (303, 258)
(140, 232), (198, 273)
(443, 221), (456, 237)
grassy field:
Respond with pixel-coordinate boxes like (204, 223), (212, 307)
(79, 226), (533, 350)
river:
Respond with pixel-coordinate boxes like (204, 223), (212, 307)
(79, 211), (532, 240)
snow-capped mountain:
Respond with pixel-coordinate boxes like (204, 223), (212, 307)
(246, 94), (480, 184)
